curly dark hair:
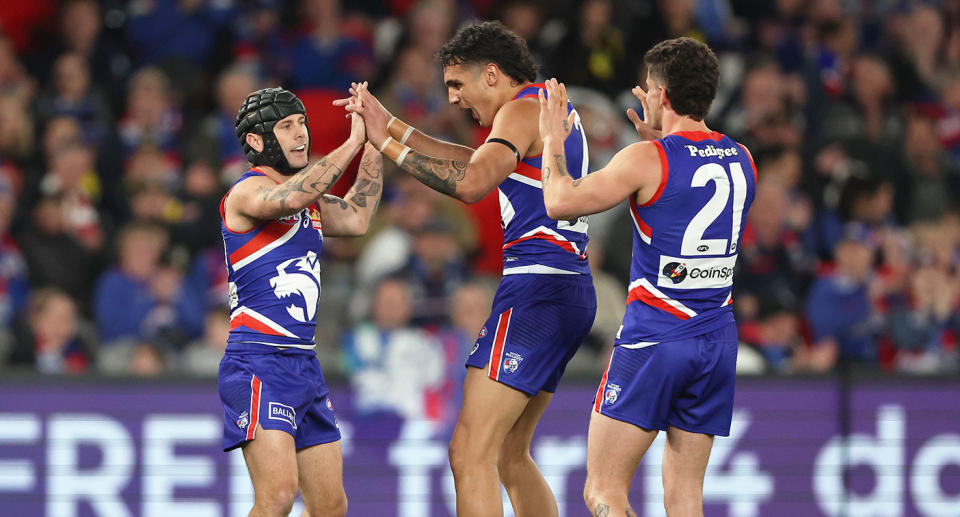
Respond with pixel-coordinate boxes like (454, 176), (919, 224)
(644, 37), (719, 121)
(437, 21), (538, 83)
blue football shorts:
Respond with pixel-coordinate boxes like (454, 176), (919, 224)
(218, 347), (340, 451)
(593, 321), (738, 436)
(465, 273), (597, 395)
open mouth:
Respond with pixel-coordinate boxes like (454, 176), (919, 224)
(290, 144), (307, 157)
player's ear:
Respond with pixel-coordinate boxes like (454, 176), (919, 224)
(659, 85), (671, 111)
(484, 63), (499, 86)
(246, 132), (264, 153)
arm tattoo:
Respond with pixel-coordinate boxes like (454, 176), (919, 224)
(402, 151), (468, 197)
(348, 178), (381, 207)
(593, 504), (610, 517)
(553, 154), (571, 178)
(259, 157), (346, 207)
(322, 194), (356, 213)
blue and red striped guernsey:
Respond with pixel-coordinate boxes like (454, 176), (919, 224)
(220, 169), (325, 350)
(617, 131), (757, 345)
(498, 83), (592, 276)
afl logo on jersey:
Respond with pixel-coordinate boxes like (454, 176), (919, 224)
(662, 262), (688, 284)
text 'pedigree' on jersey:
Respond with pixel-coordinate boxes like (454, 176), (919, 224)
(684, 144), (740, 159)
(657, 255), (737, 290)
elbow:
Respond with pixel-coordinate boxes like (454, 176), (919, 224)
(543, 197), (570, 221)
(456, 185), (485, 204)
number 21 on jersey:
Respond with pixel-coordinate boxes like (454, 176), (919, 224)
(681, 162), (748, 257)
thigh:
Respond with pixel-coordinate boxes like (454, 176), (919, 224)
(297, 440), (345, 507)
(452, 366), (532, 457)
(242, 425), (299, 492)
(586, 411), (659, 492)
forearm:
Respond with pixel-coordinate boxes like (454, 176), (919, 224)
(342, 145), (384, 230)
(388, 116), (474, 162)
(260, 137), (364, 212)
(541, 137), (580, 218)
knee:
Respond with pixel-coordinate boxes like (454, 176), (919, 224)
(663, 485), (700, 516)
(448, 433), (470, 475)
(582, 475), (621, 515)
(254, 481), (298, 516)
(306, 492), (347, 517)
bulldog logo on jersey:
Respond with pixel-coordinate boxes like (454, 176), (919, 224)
(503, 352), (523, 373)
(236, 411), (249, 429)
(270, 250), (323, 322)
(604, 383), (621, 405)
(662, 262), (688, 284)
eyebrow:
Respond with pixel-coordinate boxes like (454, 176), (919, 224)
(445, 80), (462, 88)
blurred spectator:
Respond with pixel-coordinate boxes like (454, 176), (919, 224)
(16, 194), (100, 307)
(92, 221), (203, 348)
(0, 176), (28, 328)
(37, 141), (104, 251)
(118, 67), (182, 161)
(35, 52), (112, 144)
(398, 217), (471, 327)
(171, 160), (226, 253)
(54, 0), (131, 106)
(290, 0), (375, 90)
(9, 287), (93, 374)
(805, 233), (884, 367)
(341, 277), (447, 421)
(180, 305), (230, 377)
(720, 58), (804, 149)
(427, 280), (496, 427)
(231, 0), (294, 83)
(0, 35), (36, 105)
(552, 0), (634, 97)
(0, 93), (35, 164)
(198, 64), (259, 184)
(901, 114), (959, 224)
(126, 0), (236, 69)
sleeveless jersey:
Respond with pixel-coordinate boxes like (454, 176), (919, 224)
(220, 169), (325, 350)
(616, 131), (757, 345)
(499, 83), (591, 275)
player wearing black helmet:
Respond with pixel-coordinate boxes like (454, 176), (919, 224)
(218, 84), (383, 517)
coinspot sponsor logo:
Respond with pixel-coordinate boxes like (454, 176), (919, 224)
(657, 255), (737, 290)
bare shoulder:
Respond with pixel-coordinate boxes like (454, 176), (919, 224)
(492, 97), (540, 128)
(224, 174), (275, 208)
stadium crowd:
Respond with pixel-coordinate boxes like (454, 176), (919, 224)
(2, 0), (960, 421)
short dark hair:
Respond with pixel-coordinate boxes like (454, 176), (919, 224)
(644, 37), (719, 121)
(437, 21), (538, 83)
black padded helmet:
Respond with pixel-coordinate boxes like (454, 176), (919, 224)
(235, 87), (310, 175)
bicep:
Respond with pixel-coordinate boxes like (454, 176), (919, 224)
(227, 178), (299, 222)
(560, 144), (656, 215)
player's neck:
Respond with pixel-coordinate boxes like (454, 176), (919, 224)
(660, 110), (710, 136)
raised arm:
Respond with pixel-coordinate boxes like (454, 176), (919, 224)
(337, 83), (475, 161)
(347, 93), (539, 203)
(319, 142), (384, 237)
(226, 98), (366, 225)
(538, 79), (661, 219)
